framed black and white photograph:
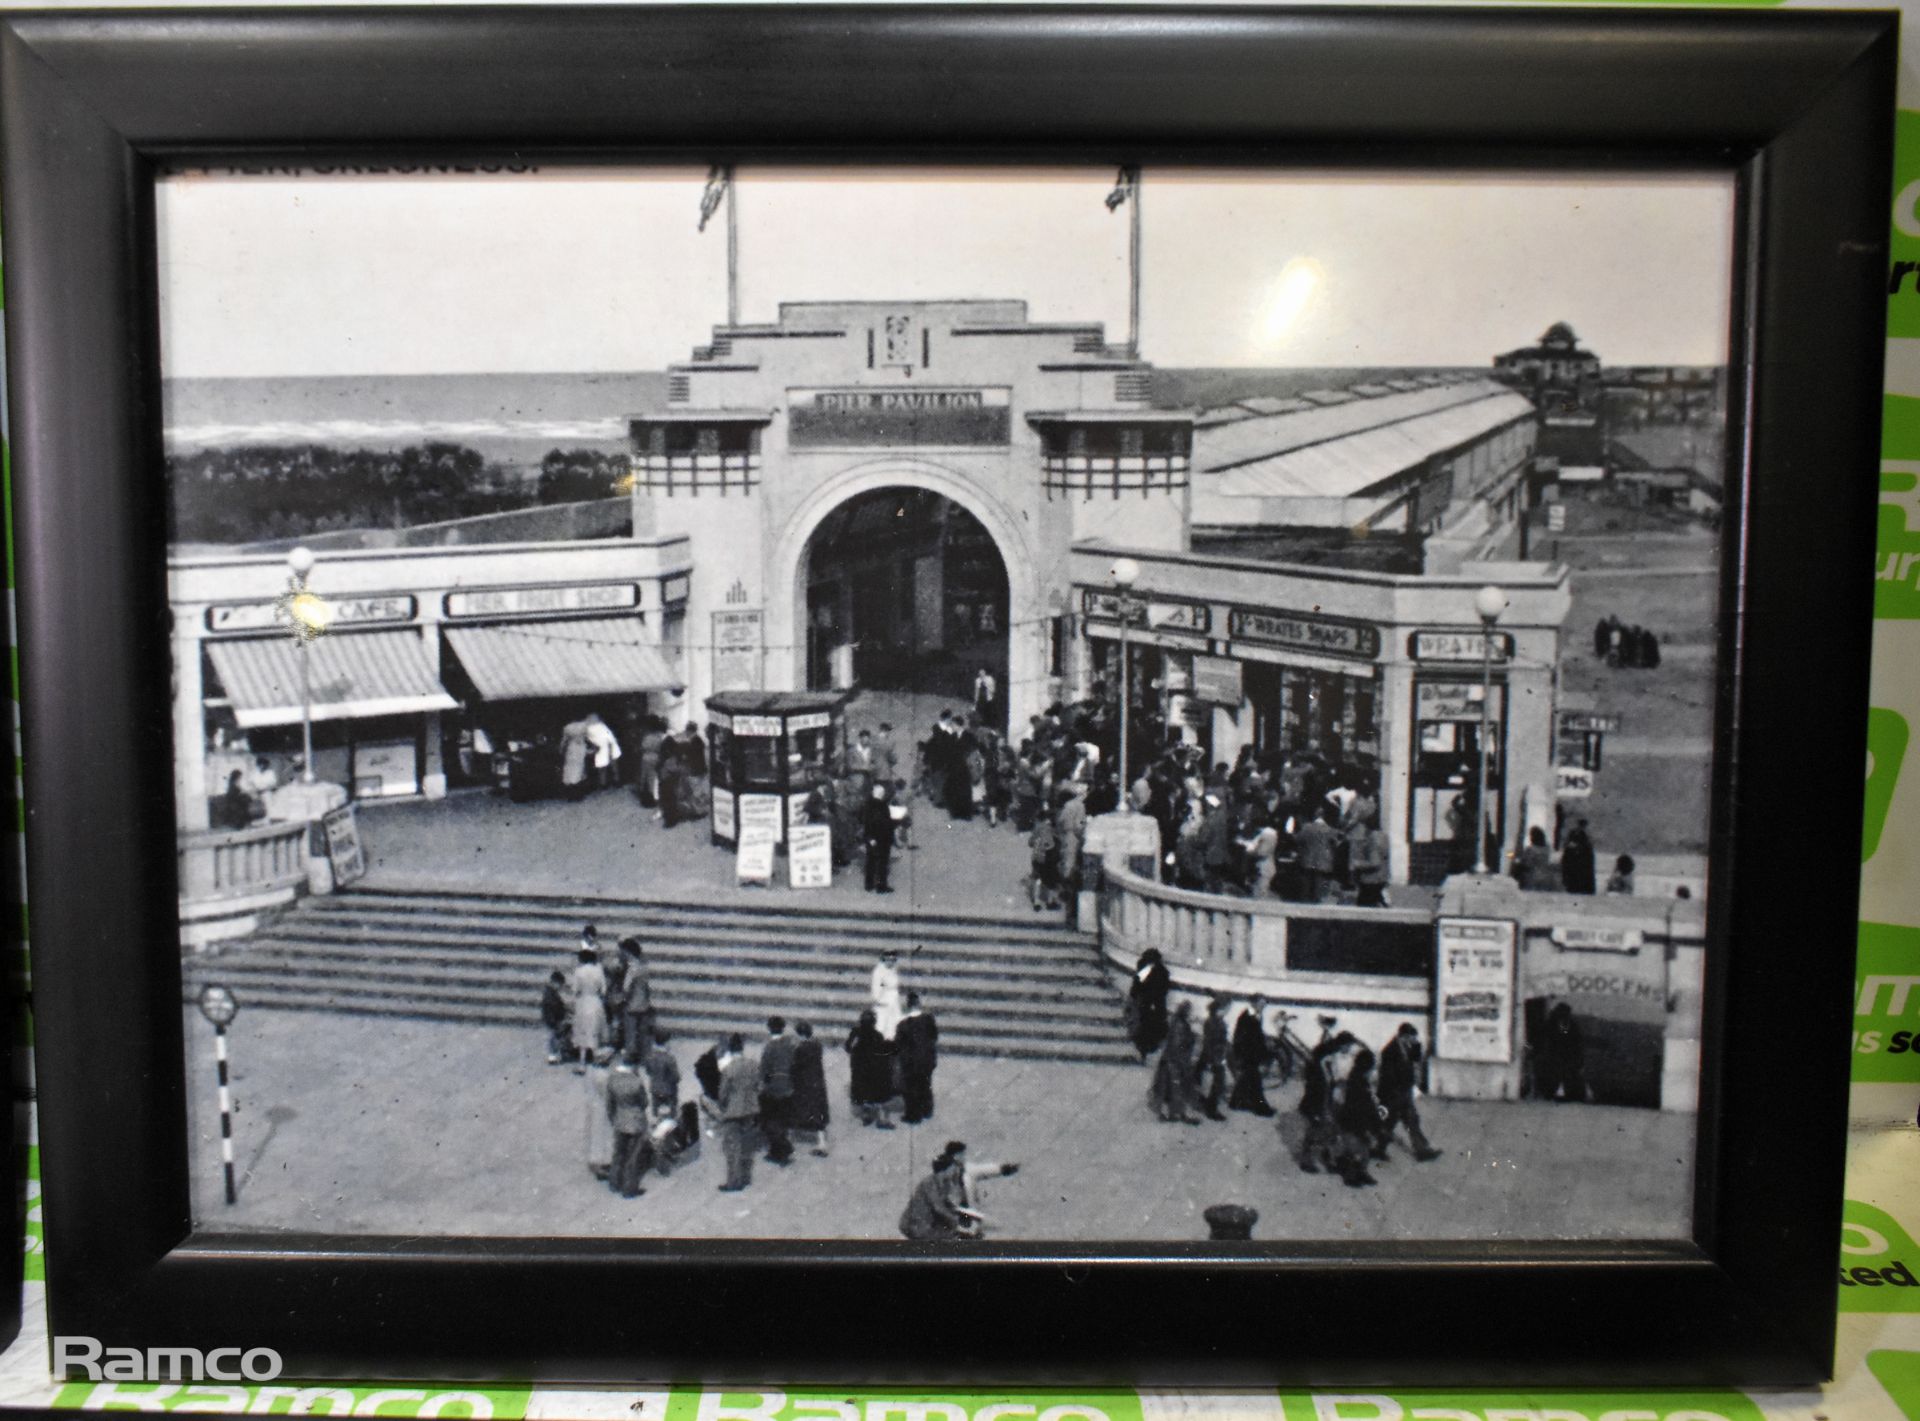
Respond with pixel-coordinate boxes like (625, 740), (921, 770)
(0, 4), (1894, 1388)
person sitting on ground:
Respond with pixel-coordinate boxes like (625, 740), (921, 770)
(898, 1141), (1019, 1241)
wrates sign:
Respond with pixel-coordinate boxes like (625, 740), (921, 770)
(1230, 607), (1381, 660)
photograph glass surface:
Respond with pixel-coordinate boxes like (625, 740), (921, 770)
(159, 164), (1734, 1244)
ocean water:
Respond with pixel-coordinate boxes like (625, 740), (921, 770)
(160, 365), (1494, 470)
(163, 370), (672, 462)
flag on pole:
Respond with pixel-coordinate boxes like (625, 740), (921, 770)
(699, 165), (732, 232)
(1105, 165), (1137, 212)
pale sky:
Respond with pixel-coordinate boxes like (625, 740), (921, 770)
(156, 165), (1735, 378)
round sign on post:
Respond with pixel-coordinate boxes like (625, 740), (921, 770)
(198, 984), (238, 1028)
(196, 984), (240, 1205)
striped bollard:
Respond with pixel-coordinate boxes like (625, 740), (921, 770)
(197, 985), (240, 1206)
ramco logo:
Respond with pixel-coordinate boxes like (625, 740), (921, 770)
(697, 1396), (1113, 1421)
(56, 1338), (282, 1383)
(1284, 1396), (1760, 1421)
(51, 1381), (510, 1416)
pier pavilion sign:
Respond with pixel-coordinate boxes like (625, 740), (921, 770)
(787, 387), (1012, 447)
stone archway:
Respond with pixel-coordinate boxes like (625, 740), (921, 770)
(767, 459), (1049, 733)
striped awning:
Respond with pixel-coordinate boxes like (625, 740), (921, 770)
(207, 631), (459, 730)
(444, 618), (679, 701)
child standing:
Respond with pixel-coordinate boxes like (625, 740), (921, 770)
(1029, 816), (1060, 911)
(540, 970), (573, 1065)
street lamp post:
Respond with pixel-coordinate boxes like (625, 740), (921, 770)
(1111, 557), (1142, 804)
(1473, 584), (1509, 874)
(286, 546), (318, 783)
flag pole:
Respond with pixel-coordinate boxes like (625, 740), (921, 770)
(726, 165), (739, 327)
(1128, 168), (1141, 359)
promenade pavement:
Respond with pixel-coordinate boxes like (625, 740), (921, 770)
(183, 1008), (1695, 1244)
(1546, 499), (1719, 865)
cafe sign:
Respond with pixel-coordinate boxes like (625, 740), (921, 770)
(1080, 590), (1211, 635)
(207, 594), (414, 634)
(1550, 925), (1645, 954)
(1410, 629), (1515, 663)
(1230, 607), (1380, 660)
(445, 583), (639, 618)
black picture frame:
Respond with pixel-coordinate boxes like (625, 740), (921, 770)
(0, 4), (1893, 1388)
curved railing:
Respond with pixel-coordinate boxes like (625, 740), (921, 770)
(178, 820), (310, 904)
(1094, 862), (1435, 984)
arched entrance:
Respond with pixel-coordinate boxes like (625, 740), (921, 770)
(766, 459), (1050, 738)
(799, 485), (1011, 720)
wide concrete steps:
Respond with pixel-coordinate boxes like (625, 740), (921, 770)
(184, 886), (1136, 1064)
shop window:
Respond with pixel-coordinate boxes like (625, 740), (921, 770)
(709, 726), (733, 789)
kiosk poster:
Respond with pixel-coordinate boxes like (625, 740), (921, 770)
(712, 786), (736, 842)
(737, 793), (783, 845)
(1434, 917), (1516, 1064)
(787, 825), (833, 890)
(712, 609), (764, 693)
(736, 824), (777, 887)
(320, 805), (366, 885)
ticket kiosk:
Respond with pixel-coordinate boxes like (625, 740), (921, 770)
(706, 690), (852, 847)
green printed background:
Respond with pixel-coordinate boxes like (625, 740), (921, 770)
(1275, 1393), (1765, 1421)
(1, 0), (1918, 1414)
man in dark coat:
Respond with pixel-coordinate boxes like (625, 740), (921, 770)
(1295, 808), (1340, 903)
(758, 1016), (798, 1166)
(605, 1054), (652, 1199)
(1334, 1048), (1390, 1187)
(1560, 819), (1597, 895)
(693, 1035), (727, 1108)
(1149, 1000), (1201, 1124)
(1377, 1022), (1442, 1162)
(1228, 996), (1276, 1116)
(705, 1034), (759, 1192)
(1126, 949), (1171, 1061)
(642, 1026), (679, 1112)
(895, 992), (940, 1125)
(1296, 1033), (1351, 1174)
(790, 1020), (832, 1157)
(862, 783), (897, 894)
(1534, 1002), (1587, 1102)
(1199, 794), (1236, 894)
(1195, 997), (1230, 1121)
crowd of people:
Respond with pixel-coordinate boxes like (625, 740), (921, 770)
(1126, 949), (1443, 1188)
(540, 930), (950, 1200)
(1593, 615), (1662, 670)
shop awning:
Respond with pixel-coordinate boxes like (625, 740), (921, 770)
(207, 631), (459, 730)
(444, 618), (679, 701)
